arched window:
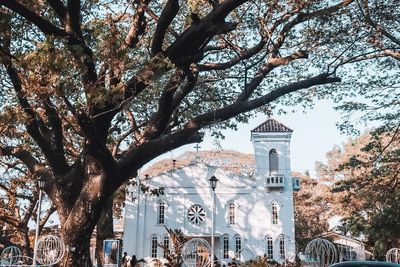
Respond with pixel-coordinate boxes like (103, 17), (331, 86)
(157, 201), (165, 224)
(228, 203), (236, 225)
(278, 235), (286, 260)
(265, 235), (274, 259)
(163, 235), (170, 258)
(269, 149), (279, 174)
(234, 235), (241, 259)
(222, 234), (230, 259)
(272, 202), (279, 225)
(151, 236), (158, 258)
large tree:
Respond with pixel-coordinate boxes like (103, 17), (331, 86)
(0, 0), (395, 265)
(319, 131), (400, 258)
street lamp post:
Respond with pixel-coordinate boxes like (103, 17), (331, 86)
(209, 175), (218, 267)
(32, 177), (45, 266)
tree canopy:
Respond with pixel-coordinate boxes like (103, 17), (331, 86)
(0, 0), (398, 265)
(317, 130), (400, 258)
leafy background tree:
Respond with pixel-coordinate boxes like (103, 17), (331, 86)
(0, 156), (56, 255)
(0, 0), (397, 265)
(293, 172), (336, 252)
(317, 130), (400, 259)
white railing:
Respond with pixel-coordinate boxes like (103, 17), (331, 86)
(266, 175), (285, 188)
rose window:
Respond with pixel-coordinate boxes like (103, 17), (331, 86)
(187, 204), (206, 225)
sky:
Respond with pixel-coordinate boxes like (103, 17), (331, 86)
(149, 99), (354, 177)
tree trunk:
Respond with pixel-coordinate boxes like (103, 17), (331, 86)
(63, 235), (93, 267)
(56, 153), (116, 267)
(96, 198), (115, 267)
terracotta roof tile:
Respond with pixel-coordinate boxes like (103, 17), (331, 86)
(251, 118), (293, 133)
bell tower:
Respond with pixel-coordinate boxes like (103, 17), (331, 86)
(250, 118), (293, 192)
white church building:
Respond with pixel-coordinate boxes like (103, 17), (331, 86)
(123, 118), (301, 263)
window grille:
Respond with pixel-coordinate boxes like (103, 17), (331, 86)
(223, 235), (229, 259)
(272, 202), (279, 225)
(279, 236), (285, 260)
(229, 203), (235, 224)
(266, 236), (274, 258)
(158, 202), (165, 224)
(234, 235), (241, 259)
(151, 236), (158, 258)
(163, 236), (169, 258)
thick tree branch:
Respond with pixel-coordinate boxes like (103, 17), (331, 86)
(1, 0), (67, 37)
(116, 73), (340, 188)
(151, 0), (179, 56)
(21, 193), (39, 226)
(234, 50), (308, 103)
(171, 66), (199, 111)
(191, 73), (341, 127)
(116, 127), (203, 187)
(42, 97), (69, 170)
(46, 0), (67, 21)
(66, 0), (82, 35)
(165, 0), (247, 67)
(0, 146), (50, 180)
(199, 38), (268, 71)
(141, 69), (185, 140)
(38, 206), (57, 233)
(120, 0), (150, 51)
(0, 215), (20, 228)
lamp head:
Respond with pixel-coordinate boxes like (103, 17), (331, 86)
(38, 177), (45, 190)
(209, 175), (219, 191)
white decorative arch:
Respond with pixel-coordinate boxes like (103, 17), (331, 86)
(36, 235), (66, 265)
(386, 248), (400, 263)
(0, 246), (22, 265)
(182, 238), (211, 267)
(305, 238), (337, 267)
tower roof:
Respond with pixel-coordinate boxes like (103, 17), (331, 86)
(251, 118), (293, 133)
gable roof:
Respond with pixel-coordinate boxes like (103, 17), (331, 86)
(251, 118), (293, 133)
(142, 150), (254, 178)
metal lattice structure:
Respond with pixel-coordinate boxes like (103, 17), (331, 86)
(336, 238), (364, 261)
(275, 234), (297, 262)
(238, 248), (255, 264)
(36, 235), (66, 265)
(305, 238), (337, 267)
(0, 246), (22, 265)
(182, 238), (211, 267)
(386, 248), (400, 263)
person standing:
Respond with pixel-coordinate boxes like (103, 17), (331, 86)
(122, 252), (128, 267)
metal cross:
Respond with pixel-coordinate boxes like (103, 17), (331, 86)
(194, 143), (201, 159)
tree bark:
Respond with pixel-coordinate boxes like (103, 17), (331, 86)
(95, 198), (115, 267)
(57, 154), (114, 267)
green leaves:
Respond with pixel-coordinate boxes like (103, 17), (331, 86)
(328, 128), (400, 257)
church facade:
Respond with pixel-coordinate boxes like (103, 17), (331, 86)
(123, 119), (300, 263)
